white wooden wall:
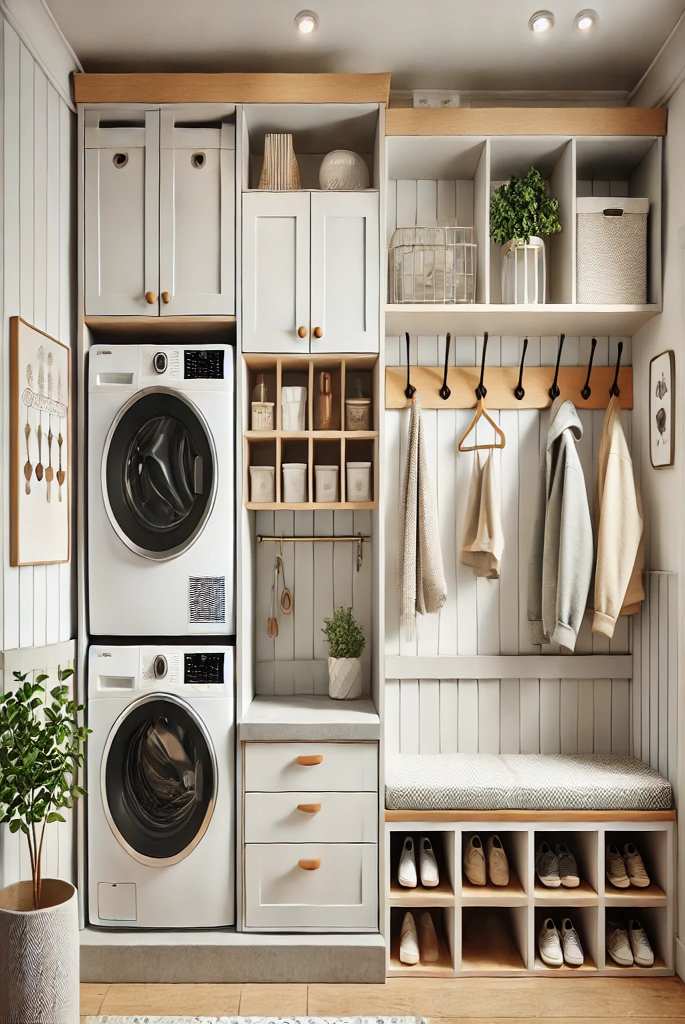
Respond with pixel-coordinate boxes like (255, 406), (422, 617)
(254, 509), (374, 696)
(0, 17), (76, 889)
(384, 177), (634, 757)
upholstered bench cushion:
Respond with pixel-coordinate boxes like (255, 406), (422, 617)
(385, 753), (673, 811)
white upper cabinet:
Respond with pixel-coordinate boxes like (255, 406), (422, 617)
(242, 190), (379, 353)
(310, 192), (379, 353)
(84, 107), (235, 317)
(242, 192), (310, 353)
(159, 113), (235, 316)
(84, 110), (159, 316)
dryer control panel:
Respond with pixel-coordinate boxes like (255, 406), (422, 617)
(184, 651), (225, 685)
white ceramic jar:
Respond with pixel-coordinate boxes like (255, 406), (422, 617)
(346, 461), (372, 502)
(251, 401), (274, 431)
(282, 463), (308, 503)
(249, 465), (275, 503)
(281, 386), (307, 432)
(315, 464), (339, 503)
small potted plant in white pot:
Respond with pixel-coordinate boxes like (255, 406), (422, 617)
(322, 606), (366, 700)
(490, 165), (562, 304)
(0, 668), (89, 1024)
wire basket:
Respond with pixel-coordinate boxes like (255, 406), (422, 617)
(389, 226), (477, 303)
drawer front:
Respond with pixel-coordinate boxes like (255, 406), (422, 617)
(244, 843), (377, 930)
(244, 742), (377, 792)
(245, 791), (378, 844)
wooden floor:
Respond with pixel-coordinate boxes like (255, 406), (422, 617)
(81, 976), (685, 1021)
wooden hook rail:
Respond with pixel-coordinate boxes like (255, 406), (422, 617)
(257, 533), (370, 572)
(385, 365), (633, 410)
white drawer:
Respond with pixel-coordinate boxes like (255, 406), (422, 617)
(244, 742), (377, 792)
(244, 791), (378, 844)
(244, 843), (377, 931)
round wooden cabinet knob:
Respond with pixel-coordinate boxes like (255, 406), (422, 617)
(296, 803), (322, 814)
(161, 290), (171, 304)
(298, 858), (321, 871)
(144, 291), (157, 305)
(313, 326), (324, 339)
(295, 754), (324, 766)
(297, 325), (308, 339)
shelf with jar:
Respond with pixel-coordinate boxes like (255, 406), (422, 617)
(243, 353), (378, 510)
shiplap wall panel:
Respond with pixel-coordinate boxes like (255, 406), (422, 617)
(385, 177), (634, 758)
(0, 18), (75, 889)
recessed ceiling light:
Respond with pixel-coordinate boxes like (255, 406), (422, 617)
(575, 8), (598, 31)
(528, 9), (555, 33)
(295, 9), (319, 34)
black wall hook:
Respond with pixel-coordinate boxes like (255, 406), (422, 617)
(439, 333), (452, 400)
(404, 332), (416, 400)
(514, 337), (529, 401)
(581, 338), (598, 400)
(548, 333), (566, 400)
(610, 340), (624, 397)
(475, 331), (489, 399)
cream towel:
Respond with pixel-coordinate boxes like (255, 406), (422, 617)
(461, 451), (504, 579)
(401, 401), (447, 635)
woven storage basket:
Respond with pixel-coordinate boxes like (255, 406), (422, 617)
(576, 197), (648, 303)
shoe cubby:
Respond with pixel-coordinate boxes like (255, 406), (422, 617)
(461, 907), (528, 974)
(603, 828), (668, 905)
(243, 353), (378, 509)
(388, 831), (455, 906)
(534, 906), (599, 973)
(534, 829), (599, 905)
(461, 830), (527, 904)
(603, 907), (670, 974)
(388, 905), (455, 976)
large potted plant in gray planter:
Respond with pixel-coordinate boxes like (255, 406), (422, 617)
(0, 668), (89, 1024)
(323, 606), (366, 700)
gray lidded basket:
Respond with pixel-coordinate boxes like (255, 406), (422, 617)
(576, 196), (649, 304)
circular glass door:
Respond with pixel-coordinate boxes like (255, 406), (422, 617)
(103, 389), (216, 560)
(102, 694), (217, 866)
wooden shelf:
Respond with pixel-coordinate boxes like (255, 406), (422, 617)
(534, 955), (597, 974)
(85, 314), (236, 339)
(245, 430), (378, 441)
(388, 878), (455, 908)
(388, 921), (453, 977)
(461, 909), (527, 973)
(462, 875), (527, 906)
(385, 106), (667, 138)
(534, 881), (598, 906)
(246, 501), (375, 512)
(603, 957), (669, 976)
(385, 303), (660, 338)
(604, 883), (667, 907)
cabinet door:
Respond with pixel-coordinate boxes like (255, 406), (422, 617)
(159, 113), (235, 316)
(242, 192), (310, 353)
(310, 192), (379, 353)
(84, 109), (159, 315)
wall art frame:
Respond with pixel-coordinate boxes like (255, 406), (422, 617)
(10, 317), (71, 565)
(649, 349), (675, 469)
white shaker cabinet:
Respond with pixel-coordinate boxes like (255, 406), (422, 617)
(242, 190), (379, 353)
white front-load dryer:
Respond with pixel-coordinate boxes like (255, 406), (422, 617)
(88, 343), (234, 637)
(87, 644), (234, 928)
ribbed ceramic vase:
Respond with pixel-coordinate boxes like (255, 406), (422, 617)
(0, 879), (79, 1024)
(258, 133), (301, 190)
(328, 657), (363, 700)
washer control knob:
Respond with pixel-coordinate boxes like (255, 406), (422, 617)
(153, 655), (168, 680)
(153, 351), (168, 374)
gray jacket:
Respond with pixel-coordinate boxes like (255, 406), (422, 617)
(528, 399), (594, 651)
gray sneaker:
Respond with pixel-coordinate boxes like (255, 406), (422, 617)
(536, 841), (561, 887)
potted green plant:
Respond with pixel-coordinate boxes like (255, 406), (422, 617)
(322, 606), (366, 700)
(490, 166), (562, 304)
(0, 668), (89, 1024)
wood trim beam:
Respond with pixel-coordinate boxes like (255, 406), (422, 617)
(385, 809), (676, 822)
(73, 73), (391, 106)
(386, 106), (667, 137)
(385, 654), (634, 680)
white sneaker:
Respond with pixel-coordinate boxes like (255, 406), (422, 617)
(629, 918), (655, 967)
(556, 843), (580, 888)
(418, 909), (440, 963)
(419, 836), (439, 887)
(561, 917), (584, 966)
(606, 845), (630, 889)
(624, 844), (651, 888)
(486, 834), (510, 887)
(463, 834), (487, 886)
(399, 910), (420, 965)
(538, 917), (564, 967)
(536, 841), (561, 887)
(398, 836), (417, 888)
(607, 920), (634, 967)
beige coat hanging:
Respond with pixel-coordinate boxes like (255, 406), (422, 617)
(460, 451), (504, 579)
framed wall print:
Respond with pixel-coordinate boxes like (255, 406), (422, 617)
(650, 349), (675, 469)
(10, 317), (71, 565)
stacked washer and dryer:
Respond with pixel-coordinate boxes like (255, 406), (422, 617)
(86, 343), (236, 928)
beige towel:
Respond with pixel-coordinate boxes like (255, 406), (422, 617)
(401, 401), (447, 635)
(461, 451), (504, 579)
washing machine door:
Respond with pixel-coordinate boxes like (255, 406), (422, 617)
(102, 693), (218, 866)
(103, 388), (217, 560)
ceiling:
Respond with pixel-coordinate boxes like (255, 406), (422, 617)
(47, 0), (685, 94)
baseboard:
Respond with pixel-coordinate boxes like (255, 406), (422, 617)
(675, 936), (685, 980)
(80, 928), (387, 983)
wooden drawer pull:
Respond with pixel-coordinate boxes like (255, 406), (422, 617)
(296, 803), (322, 814)
(298, 858), (321, 871)
(313, 326), (324, 339)
(295, 754), (324, 766)
(144, 290), (157, 305)
(297, 325), (308, 339)
(161, 290), (171, 304)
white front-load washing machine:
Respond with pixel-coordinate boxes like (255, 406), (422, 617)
(88, 343), (234, 637)
(87, 644), (234, 928)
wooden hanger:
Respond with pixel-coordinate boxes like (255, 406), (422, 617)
(457, 397), (506, 452)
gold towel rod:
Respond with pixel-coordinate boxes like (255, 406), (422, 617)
(257, 533), (370, 572)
